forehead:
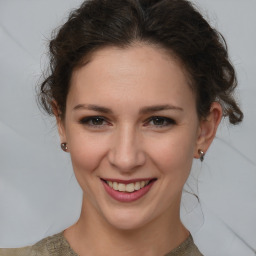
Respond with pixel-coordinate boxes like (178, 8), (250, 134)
(68, 44), (195, 111)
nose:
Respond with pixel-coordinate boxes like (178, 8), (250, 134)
(108, 125), (146, 172)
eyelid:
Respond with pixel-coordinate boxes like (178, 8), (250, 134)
(79, 116), (111, 127)
(144, 116), (176, 127)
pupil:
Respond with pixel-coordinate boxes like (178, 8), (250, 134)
(154, 117), (164, 125)
(93, 118), (103, 125)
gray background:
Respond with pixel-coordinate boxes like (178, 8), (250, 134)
(0, 0), (255, 255)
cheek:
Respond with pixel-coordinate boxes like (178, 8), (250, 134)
(148, 128), (197, 178)
(67, 130), (108, 177)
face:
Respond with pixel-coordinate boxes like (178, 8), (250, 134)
(58, 44), (208, 231)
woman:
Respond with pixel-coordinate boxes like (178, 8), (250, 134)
(0, 0), (243, 255)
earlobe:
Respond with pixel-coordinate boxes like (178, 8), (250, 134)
(194, 102), (222, 160)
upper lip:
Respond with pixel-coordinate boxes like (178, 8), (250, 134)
(100, 178), (157, 184)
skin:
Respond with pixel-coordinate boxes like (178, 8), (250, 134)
(55, 44), (222, 256)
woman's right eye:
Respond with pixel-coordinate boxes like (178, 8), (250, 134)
(79, 116), (109, 127)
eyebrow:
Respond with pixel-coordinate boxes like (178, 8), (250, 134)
(73, 104), (113, 114)
(73, 104), (183, 114)
(139, 104), (183, 114)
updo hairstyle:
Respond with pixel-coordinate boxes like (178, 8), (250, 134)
(39, 0), (243, 124)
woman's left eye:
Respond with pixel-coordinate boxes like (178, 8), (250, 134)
(145, 116), (176, 127)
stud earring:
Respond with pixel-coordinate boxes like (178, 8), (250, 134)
(61, 143), (68, 152)
(198, 149), (205, 162)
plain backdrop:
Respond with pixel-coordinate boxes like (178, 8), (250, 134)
(0, 0), (255, 255)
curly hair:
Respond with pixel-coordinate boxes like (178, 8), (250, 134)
(39, 0), (243, 124)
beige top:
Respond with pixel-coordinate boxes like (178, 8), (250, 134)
(0, 232), (203, 256)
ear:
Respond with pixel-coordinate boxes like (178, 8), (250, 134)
(194, 102), (222, 159)
(52, 101), (67, 148)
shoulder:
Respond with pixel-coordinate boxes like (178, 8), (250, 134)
(0, 246), (33, 256)
(0, 232), (77, 256)
(164, 234), (203, 256)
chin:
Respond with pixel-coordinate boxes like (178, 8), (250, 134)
(103, 208), (151, 231)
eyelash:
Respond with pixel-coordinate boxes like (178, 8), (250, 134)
(79, 116), (110, 128)
(144, 116), (176, 127)
(79, 116), (176, 128)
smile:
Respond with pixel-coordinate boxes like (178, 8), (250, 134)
(101, 178), (157, 202)
(106, 180), (150, 193)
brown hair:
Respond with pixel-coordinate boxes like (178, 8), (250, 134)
(39, 0), (243, 124)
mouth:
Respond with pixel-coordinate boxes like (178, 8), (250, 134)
(101, 178), (157, 202)
(102, 179), (155, 193)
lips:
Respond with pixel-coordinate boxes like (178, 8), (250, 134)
(101, 178), (156, 202)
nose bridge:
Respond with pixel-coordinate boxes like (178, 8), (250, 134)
(109, 123), (145, 171)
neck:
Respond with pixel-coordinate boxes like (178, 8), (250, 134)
(64, 196), (189, 256)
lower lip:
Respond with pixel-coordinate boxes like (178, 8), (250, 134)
(102, 180), (156, 202)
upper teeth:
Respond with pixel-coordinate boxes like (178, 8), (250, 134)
(106, 180), (150, 193)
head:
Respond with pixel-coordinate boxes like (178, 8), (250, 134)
(39, 0), (243, 230)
